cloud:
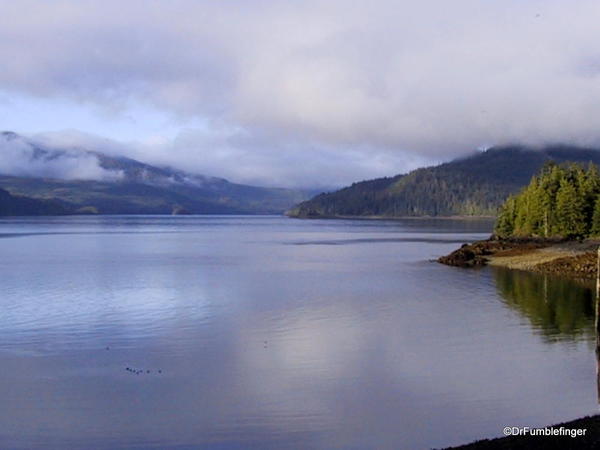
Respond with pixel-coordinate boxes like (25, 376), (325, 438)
(29, 128), (430, 189)
(0, 132), (122, 181)
(1, 0), (600, 186)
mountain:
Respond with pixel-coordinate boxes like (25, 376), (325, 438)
(287, 145), (600, 218)
(0, 188), (70, 216)
(0, 132), (315, 215)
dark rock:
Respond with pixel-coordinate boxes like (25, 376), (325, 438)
(438, 238), (552, 268)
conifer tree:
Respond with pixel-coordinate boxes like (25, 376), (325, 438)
(494, 161), (600, 238)
(554, 178), (586, 237)
(495, 195), (516, 237)
(579, 163), (600, 233)
(590, 195), (600, 236)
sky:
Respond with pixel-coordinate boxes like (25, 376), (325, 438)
(0, 0), (599, 188)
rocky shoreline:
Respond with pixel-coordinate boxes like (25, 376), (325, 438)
(438, 237), (600, 282)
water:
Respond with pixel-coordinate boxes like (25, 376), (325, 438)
(0, 216), (597, 449)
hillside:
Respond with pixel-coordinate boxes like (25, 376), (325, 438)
(287, 145), (600, 218)
(0, 188), (70, 216)
(0, 132), (314, 215)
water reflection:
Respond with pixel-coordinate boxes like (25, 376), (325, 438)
(494, 266), (600, 407)
(492, 267), (596, 342)
(3, 216), (600, 449)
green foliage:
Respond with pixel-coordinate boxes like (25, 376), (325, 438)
(494, 162), (600, 238)
(495, 195), (517, 236)
(590, 195), (600, 236)
(289, 145), (600, 218)
(555, 179), (586, 237)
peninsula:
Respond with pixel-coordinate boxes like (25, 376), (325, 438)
(439, 162), (600, 283)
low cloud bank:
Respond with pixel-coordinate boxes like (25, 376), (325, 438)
(0, 132), (122, 181)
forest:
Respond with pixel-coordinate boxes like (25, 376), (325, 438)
(495, 162), (600, 238)
(288, 145), (600, 219)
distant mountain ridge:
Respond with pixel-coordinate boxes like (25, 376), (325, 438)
(287, 145), (600, 218)
(0, 187), (69, 216)
(0, 132), (315, 215)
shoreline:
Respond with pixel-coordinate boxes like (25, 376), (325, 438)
(285, 213), (496, 220)
(438, 237), (600, 282)
(439, 239), (600, 448)
(441, 414), (600, 449)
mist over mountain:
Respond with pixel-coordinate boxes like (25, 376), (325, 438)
(0, 131), (122, 181)
(287, 145), (600, 218)
(0, 132), (315, 215)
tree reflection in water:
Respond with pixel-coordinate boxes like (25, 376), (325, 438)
(494, 266), (600, 404)
(493, 266), (596, 342)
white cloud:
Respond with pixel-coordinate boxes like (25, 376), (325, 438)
(0, 132), (121, 181)
(0, 0), (599, 186)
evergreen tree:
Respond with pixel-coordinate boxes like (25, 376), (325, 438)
(591, 195), (600, 236)
(494, 161), (600, 238)
(579, 163), (600, 233)
(495, 195), (517, 237)
(552, 178), (586, 237)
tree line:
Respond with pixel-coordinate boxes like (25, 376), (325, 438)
(290, 146), (600, 219)
(495, 162), (600, 238)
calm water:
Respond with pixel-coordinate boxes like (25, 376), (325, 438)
(0, 216), (598, 449)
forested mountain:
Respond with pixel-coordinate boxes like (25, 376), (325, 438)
(287, 145), (600, 218)
(0, 188), (69, 216)
(0, 132), (314, 215)
(495, 162), (600, 238)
